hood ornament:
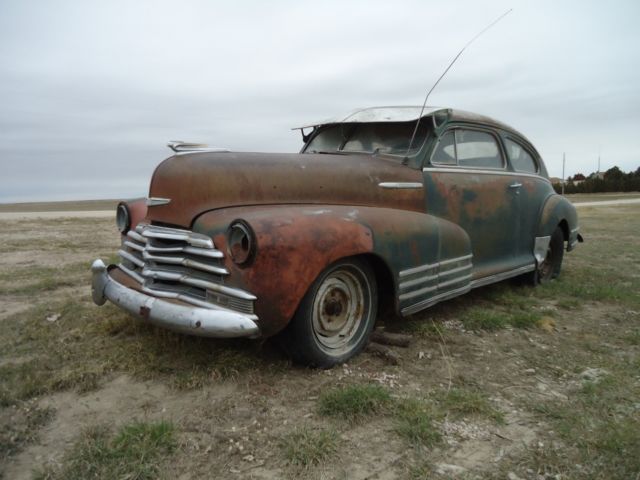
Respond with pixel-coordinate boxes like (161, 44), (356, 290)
(167, 141), (230, 154)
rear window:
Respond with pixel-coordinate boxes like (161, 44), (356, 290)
(431, 129), (504, 169)
(505, 138), (538, 173)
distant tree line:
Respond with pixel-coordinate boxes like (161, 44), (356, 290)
(552, 166), (640, 194)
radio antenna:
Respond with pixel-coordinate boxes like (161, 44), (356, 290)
(405, 8), (513, 156)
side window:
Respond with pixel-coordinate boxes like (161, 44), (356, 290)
(505, 138), (538, 174)
(455, 130), (503, 169)
(431, 130), (456, 165)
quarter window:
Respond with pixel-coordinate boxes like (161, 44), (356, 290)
(431, 130), (456, 164)
(505, 138), (538, 173)
(431, 129), (504, 169)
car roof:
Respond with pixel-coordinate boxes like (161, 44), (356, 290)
(294, 106), (525, 139)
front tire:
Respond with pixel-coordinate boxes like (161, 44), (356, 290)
(282, 258), (377, 368)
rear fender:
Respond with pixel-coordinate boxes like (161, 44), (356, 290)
(536, 194), (580, 250)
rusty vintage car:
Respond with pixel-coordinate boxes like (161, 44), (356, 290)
(91, 106), (582, 367)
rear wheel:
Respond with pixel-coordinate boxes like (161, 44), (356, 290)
(530, 226), (565, 285)
(282, 258), (377, 368)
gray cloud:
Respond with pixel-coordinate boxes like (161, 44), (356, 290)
(1, 0), (639, 202)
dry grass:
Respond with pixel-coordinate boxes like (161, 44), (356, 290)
(1, 201), (639, 479)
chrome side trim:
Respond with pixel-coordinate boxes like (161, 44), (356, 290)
(378, 182), (423, 189)
(470, 264), (536, 289)
(402, 284), (471, 316)
(399, 261), (439, 278)
(437, 273), (472, 289)
(424, 167), (550, 183)
(534, 236), (551, 264)
(146, 197), (171, 207)
(399, 273), (438, 290)
(570, 227), (580, 233)
(399, 284), (438, 301)
(399, 254), (473, 278)
(439, 254), (473, 267)
(438, 263), (472, 277)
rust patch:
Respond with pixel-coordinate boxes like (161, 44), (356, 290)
(139, 305), (150, 319)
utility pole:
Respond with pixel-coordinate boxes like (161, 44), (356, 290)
(562, 152), (566, 195)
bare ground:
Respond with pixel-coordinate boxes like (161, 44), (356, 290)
(0, 202), (638, 479)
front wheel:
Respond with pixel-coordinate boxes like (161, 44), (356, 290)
(281, 258), (378, 368)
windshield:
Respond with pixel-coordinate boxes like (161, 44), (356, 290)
(303, 121), (431, 156)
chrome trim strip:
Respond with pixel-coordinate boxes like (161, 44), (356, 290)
(399, 262), (438, 278)
(470, 264), (536, 289)
(402, 284), (471, 316)
(399, 254), (473, 278)
(118, 249), (145, 268)
(424, 167), (550, 183)
(569, 240), (578, 249)
(437, 274), (472, 289)
(439, 254), (473, 267)
(399, 284), (438, 301)
(123, 240), (144, 252)
(137, 224), (214, 249)
(146, 197), (171, 207)
(570, 227), (580, 233)
(399, 273), (438, 290)
(118, 263), (145, 284)
(438, 264), (472, 277)
(142, 251), (229, 276)
(145, 243), (224, 259)
(141, 267), (254, 300)
(398, 254), (473, 278)
(127, 230), (147, 243)
(378, 182), (423, 189)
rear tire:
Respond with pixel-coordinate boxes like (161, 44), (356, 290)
(281, 258), (377, 368)
(528, 226), (565, 285)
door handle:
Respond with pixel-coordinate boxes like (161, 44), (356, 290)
(509, 182), (522, 188)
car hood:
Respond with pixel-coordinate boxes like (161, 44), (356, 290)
(146, 152), (424, 227)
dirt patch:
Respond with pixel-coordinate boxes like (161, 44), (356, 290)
(4, 375), (235, 480)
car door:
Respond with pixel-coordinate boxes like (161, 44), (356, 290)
(423, 126), (521, 279)
(502, 136), (553, 267)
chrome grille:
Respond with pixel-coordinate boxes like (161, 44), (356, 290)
(118, 223), (256, 316)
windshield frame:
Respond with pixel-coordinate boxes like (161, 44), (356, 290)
(301, 120), (433, 160)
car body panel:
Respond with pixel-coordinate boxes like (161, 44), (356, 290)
(92, 106), (580, 341)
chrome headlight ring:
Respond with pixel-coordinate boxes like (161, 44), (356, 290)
(116, 203), (131, 234)
(227, 220), (256, 266)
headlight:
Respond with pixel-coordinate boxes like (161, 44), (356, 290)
(116, 203), (131, 234)
(227, 220), (256, 266)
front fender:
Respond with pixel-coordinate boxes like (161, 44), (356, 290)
(193, 205), (470, 335)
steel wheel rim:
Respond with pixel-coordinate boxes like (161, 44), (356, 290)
(311, 266), (370, 355)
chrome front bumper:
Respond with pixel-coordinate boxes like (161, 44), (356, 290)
(90, 259), (260, 338)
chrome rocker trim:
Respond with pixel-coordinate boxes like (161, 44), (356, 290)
(91, 259), (260, 339)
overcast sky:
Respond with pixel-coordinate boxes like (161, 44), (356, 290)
(1, 0), (639, 202)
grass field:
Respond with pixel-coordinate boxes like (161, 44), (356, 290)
(1, 202), (639, 479)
